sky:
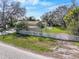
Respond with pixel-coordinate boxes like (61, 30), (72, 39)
(15, 0), (79, 19)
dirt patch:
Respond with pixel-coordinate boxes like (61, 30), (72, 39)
(42, 41), (79, 59)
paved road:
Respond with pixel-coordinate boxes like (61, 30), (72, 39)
(0, 42), (53, 59)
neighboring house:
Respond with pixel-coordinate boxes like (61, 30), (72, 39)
(27, 21), (47, 32)
(27, 21), (40, 32)
(17, 19), (47, 32)
(16, 20), (41, 32)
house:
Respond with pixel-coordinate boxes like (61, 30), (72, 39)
(16, 20), (41, 32)
(27, 21), (40, 32)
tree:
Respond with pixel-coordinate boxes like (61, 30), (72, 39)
(0, 0), (10, 29)
(0, 0), (26, 28)
(64, 7), (79, 35)
(6, 2), (26, 27)
(41, 5), (68, 28)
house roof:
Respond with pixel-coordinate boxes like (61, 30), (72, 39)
(27, 21), (39, 26)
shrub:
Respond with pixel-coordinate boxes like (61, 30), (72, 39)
(15, 21), (28, 32)
(64, 7), (79, 35)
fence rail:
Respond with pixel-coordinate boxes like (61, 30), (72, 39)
(18, 30), (79, 41)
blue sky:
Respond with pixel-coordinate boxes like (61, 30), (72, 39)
(16, 0), (79, 19)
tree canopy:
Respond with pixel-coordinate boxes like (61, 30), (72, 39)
(0, 0), (26, 28)
(41, 5), (68, 27)
(64, 7), (79, 35)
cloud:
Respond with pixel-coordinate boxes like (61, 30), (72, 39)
(16, 0), (25, 3)
(47, 2), (71, 11)
(48, 5), (59, 11)
(27, 0), (39, 5)
(16, 0), (54, 6)
(26, 6), (37, 10)
(38, 1), (53, 7)
(16, 0), (39, 5)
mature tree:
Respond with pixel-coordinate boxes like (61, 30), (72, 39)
(6, 2), (26, 27)
(41, 5), (68, 28)
(41, 12), (49, 22)
(64, 7), (79, 35)
(0, 0), (10, 29)
(0, 0), (26, 28)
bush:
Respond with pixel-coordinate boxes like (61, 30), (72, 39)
(37, 21), (45, 29)
(64, 7), (79, 35)
(15, 21), (28, 31)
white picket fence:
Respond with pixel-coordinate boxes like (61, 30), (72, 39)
(18, 30), (79, 41)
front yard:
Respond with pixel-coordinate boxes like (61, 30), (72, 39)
(42, 27), (72, 34)
(0, 33), (57, 53)
(0, 33), (79, 59)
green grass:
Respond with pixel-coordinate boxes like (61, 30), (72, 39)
(0, 33), (57, 52)
(73, 42), (79, 46)
(43, 27), (71, 34)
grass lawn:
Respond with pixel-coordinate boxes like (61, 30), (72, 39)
(42, 27), (71, 34)
(0, 33), (57, 53)
(73, 41), (79, 46)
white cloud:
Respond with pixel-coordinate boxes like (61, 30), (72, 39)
(39, 2), (53, 7)
(15, 0), (53, 6)
(16, 0), (39, 5)
(27, 0), (39, 5)
(16, 0), (26, 3)
(26, 6), (37, 10)
(48, 5), (59, 11)
(47, 3), (71, 11)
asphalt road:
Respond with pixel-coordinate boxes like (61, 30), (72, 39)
(0, 42), (53, 59)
